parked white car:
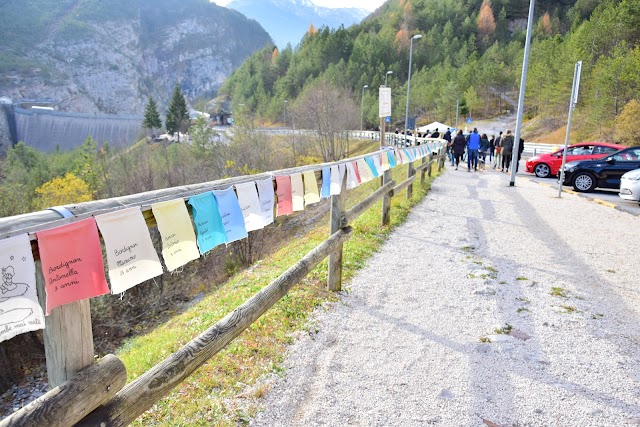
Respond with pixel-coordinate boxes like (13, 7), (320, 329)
(619, 168), (640, 203)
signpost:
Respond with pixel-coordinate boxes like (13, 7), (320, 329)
(558, 61), (583, 198)
(379, 87), (391, 147)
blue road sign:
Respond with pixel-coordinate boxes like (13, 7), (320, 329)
(385, 116), (391, 123)
(466, 117), (473, 124)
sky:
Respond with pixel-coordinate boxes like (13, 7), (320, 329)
(211, 0), (386, 12)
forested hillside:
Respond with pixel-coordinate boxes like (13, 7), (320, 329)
(219, 0), (640, 143)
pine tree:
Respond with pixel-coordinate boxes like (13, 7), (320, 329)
(165, 83), (189, 141)
(143, 96), (162, 134)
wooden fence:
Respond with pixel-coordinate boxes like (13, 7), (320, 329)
(0, 144), (446, 427)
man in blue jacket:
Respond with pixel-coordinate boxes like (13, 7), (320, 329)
(467, 128), (481, 172)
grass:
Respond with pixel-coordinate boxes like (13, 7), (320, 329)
(517, 307), (530, 313)
(494, 324), (513, 335)
(561, 305), (578, 314)
(516, 276), (528, 281)
(551, 287), (568, 298)
(116, 161), (440, 426)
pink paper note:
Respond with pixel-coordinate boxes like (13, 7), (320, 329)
(275, 175), (293, 216)
(36, 218), (109, 314)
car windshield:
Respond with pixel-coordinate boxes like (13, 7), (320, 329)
(612, 147), (640, 161)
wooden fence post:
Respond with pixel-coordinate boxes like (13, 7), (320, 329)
(428, 153), (434, 177)
(35, 261), (95, 389)
(381, 169), (392, 226)
(437, 148), (442, 172)
(420, 156), (426, 185)
(327, 174), (347, 291)
(406, 161), (415, 200)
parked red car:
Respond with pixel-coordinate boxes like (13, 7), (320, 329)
(525, 142), (625, 178)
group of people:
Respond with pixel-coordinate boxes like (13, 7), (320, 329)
(443, 128), (525, 173)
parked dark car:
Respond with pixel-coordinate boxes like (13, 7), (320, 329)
(559, 146), (640, 192)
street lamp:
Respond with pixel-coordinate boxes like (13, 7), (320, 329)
(404, 34), (422, 145)
(360, 84), (369, 131)
(385, 70), (393, 87)
(283, 99), (287, 128)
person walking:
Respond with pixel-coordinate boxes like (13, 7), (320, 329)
(479, 133), (490, 170)
(516, 137), (525, 172)
(452, 130), (466, 170)
(489, 134), (495, 164)
(443, 128), (453, 166)
(467, 128), (481, 172)
(501, 130), (515, 173)
(493, 131), (503, 169)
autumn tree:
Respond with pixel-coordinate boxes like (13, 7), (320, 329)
(143, 95), (162, 135)
(614, 99), (640, 145)
(293, 79), (358, 161)
(35, 173), (92, 208)
(477, 0), (496, 44)
(537, 12), (553, 36)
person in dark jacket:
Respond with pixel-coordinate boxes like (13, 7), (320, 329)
(501, 130), (515, 172)
(451, 130), (466, 170)
(479, 133), (491, 169)
(443, 128), (453, 165)
(431, 128), (440, 139)
(489, 135), (495, 163)
(516, 137), (525, 172)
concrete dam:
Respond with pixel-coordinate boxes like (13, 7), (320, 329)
(0, 102), (142, 153)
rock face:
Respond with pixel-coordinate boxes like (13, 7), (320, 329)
(0, 0), (272, 115)
(227, 0), (369, 48)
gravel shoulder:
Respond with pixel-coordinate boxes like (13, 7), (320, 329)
(250, 166), (640, 427)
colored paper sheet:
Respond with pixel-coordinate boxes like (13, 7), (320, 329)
(188, 192), (227, 253)
(95, 208), (163, 294)
(235, 182), (265, 232)
(345, 162), (360, 190)
(152, 199), (200, 272)
(395, 150), (404, 165)
(290, 173), (305, 212)
(364, 157), (379, 178)
(356, 158), (374, 182)
(213, 187), (249, 243)
(0, 234), (44, 343)
(339, 163), (346, 186)
(37, 218), (109, 315)
(256, 178), (275, 226)
(321, 167), (331, 199)
(372, 155), (383, 175)
(387, 150), (397, 168)
(351, 161), (362, 183)
(275, 175), (293, 216)
(303, 171), (321, 205)
(381, 152), (390, 171)
(330, 165), (342, 195)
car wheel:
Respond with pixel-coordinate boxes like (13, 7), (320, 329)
(534, 163), (551, 178)
(572, 172), (596, 192)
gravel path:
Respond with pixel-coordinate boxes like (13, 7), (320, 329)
(250, 166), (640, 427)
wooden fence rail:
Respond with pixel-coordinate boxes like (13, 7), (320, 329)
(0, 145), (446, 426)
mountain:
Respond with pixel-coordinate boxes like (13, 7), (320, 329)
(226, 0), (369, 48)
(0, 0), (272, 115)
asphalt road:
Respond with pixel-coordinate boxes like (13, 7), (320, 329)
(505, 158), (640, 216)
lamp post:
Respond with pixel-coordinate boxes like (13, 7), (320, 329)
(385, 70), (393, 87)
(283, 99), (287, 129)
(360, 84), (369, 131)
(404, 34), (422, 145)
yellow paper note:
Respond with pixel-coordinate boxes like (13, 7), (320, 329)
(303, 171), (320, 205)
(151, 199), (200, 271)
(290, 173), (305, 212)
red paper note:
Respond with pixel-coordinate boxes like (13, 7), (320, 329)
(36, 218), (109, 314)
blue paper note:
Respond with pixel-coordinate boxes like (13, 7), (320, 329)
(212, 187), (248, 244)
(188, 192), (227, 254)
(364, 157), (379, 178)
(387, 150), (397, 168)
(321, 167), (331, 199)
